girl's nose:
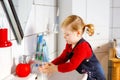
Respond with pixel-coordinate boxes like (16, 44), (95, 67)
(64, 35), (66, 39)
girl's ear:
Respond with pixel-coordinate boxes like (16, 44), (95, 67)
(77, 30), (81, 36)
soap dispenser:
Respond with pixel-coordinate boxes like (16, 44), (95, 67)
(15, 55), (31, 77)
(113, 39), (120, 59)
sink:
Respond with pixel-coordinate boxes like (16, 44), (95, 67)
(4, 71), (86, 80)
(48, 70), (85, 80)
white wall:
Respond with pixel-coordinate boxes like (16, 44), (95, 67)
(110, 0), (120, 39)
(0, 0), (57, 79)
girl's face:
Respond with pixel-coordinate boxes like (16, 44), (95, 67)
(62, 26), (81, 45)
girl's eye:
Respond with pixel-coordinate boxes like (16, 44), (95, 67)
(66, 34), (69, 36)
(64, 33), (70, 36)
(64, 32), (73, 36)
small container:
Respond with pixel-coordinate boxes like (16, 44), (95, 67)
(116, 45), (120, 59)
(16, 55), (31, 77)
(0, 28), (12, 47)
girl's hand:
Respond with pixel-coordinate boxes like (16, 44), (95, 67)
(39, 63), (58, 76)
(47, 63), (58, 74)
(39, 63), (49, 73)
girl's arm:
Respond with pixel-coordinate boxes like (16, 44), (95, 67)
(57, 42), (92, 72)
(52, 44), (69, 65)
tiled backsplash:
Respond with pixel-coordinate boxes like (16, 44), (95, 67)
(110, 0), (120, 39)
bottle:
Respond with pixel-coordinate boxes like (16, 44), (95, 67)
(35, 34), (43, 61)
(16, 55), (31, 77)
(31, 34), (44, 74)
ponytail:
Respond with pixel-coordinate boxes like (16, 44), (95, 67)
(85, 24), (94, 36)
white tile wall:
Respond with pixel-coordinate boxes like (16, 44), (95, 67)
(11, 40), (25, 58)
(112, 8), (120, 27)
(110, 0), (113, 7)
(110, 8), (113, 26)
(87, 0), (110, 26)
(58, 0), (72, 23)
(24, 35), (37, 55)
(34, 5), (56, 33)
(112, 28), (120, 39)
(24, 6), (35, 36)
(72, 0), (87, 20)
(34, 0), (56, 6)
(110, 0), (120, 40)
(112, 0), (120, 7)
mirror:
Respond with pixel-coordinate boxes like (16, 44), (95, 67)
(1, 0), (33, 44)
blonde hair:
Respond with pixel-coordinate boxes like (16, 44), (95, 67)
(61, 15), (94, 36)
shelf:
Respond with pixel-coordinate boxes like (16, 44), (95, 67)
(109, 58), (120, 62)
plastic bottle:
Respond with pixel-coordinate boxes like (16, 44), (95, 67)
(35, 34), (43, 61)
